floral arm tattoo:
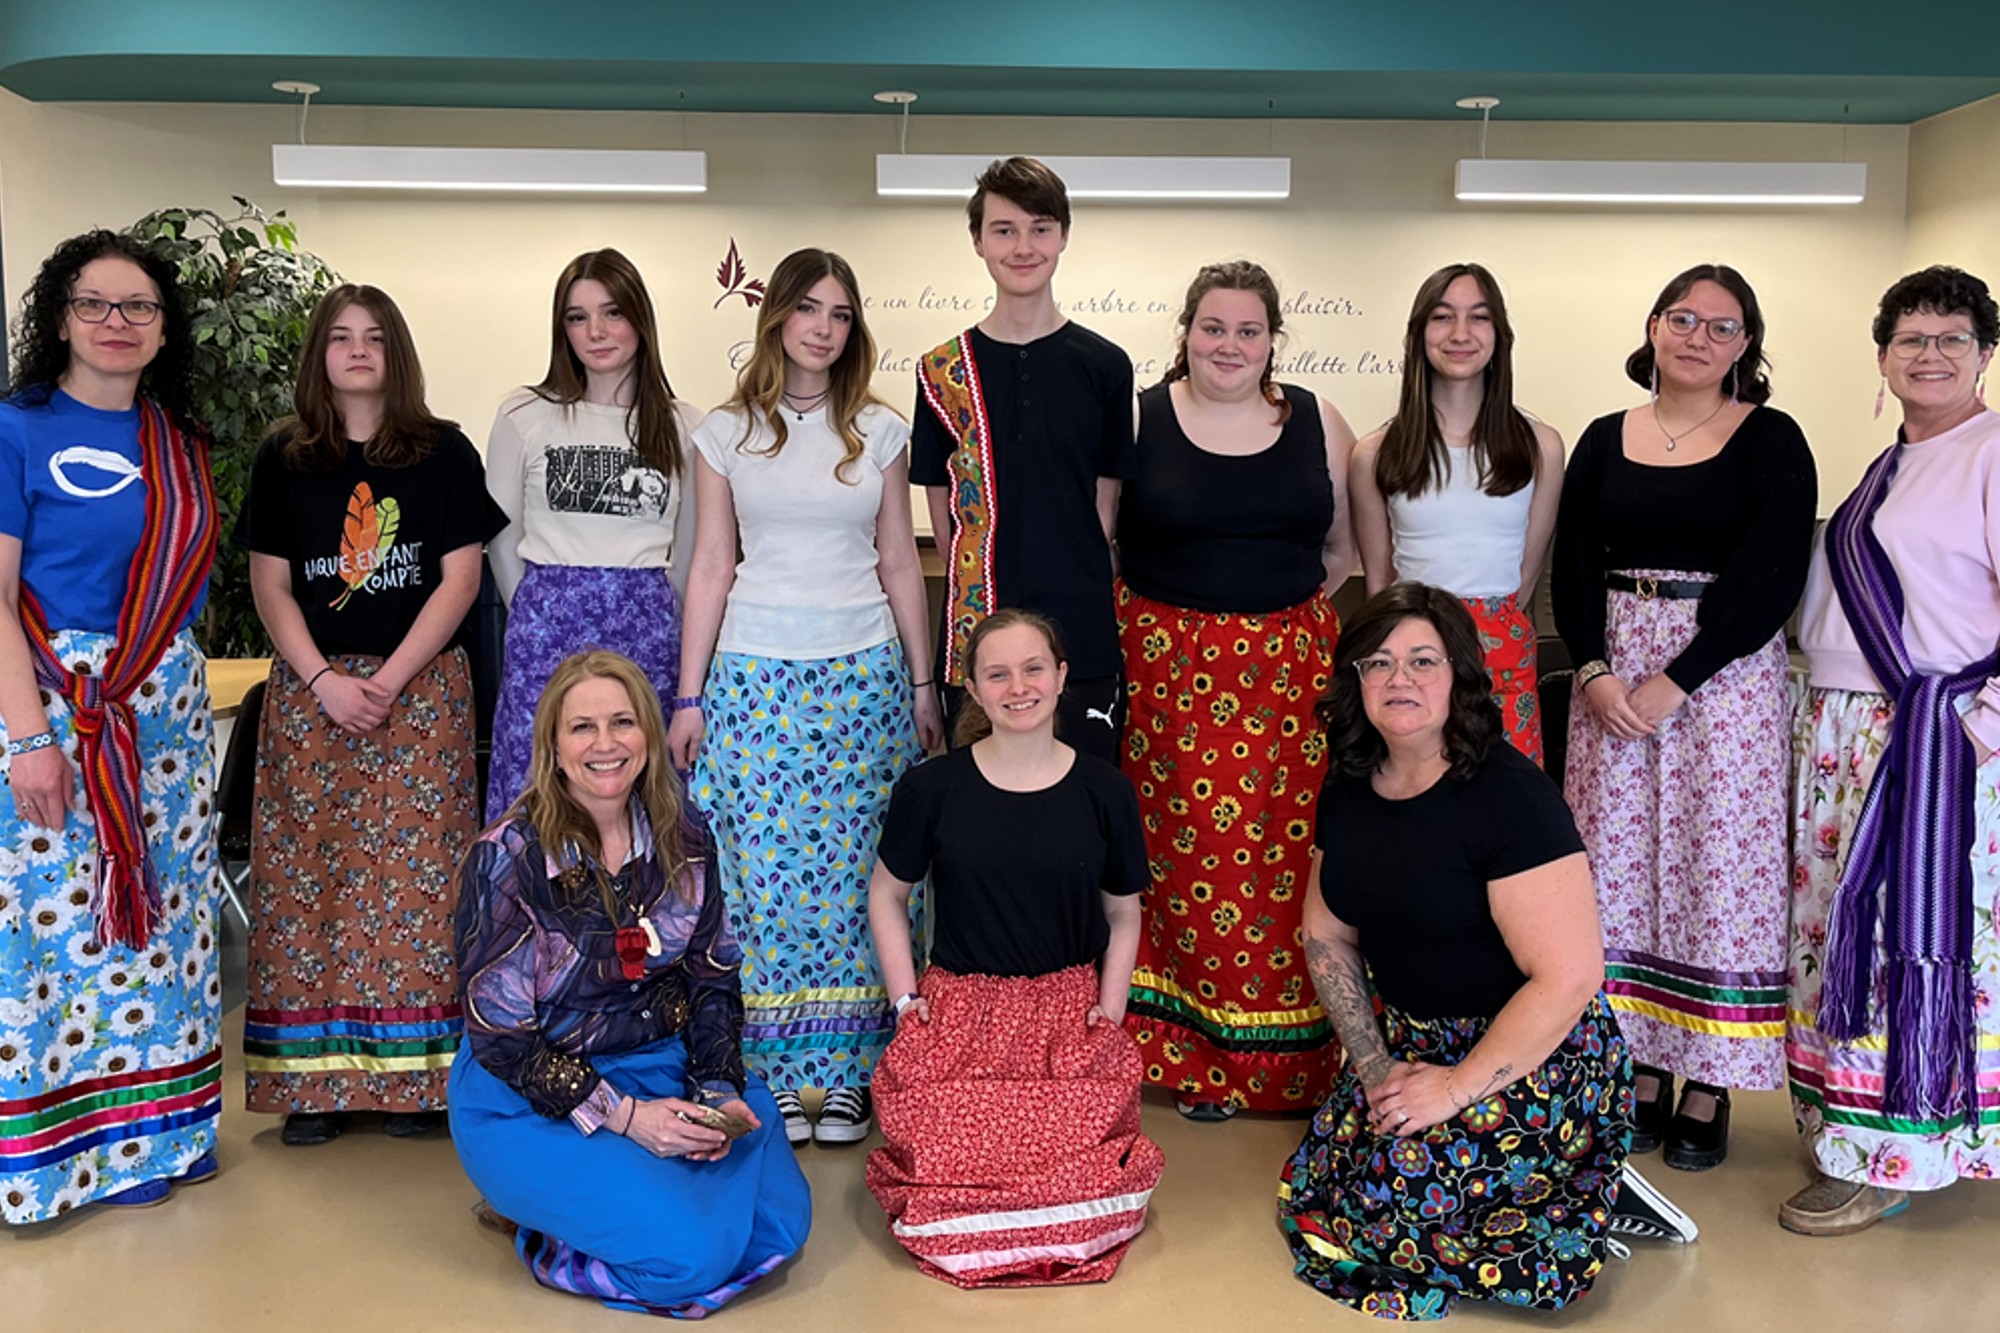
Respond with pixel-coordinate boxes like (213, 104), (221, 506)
(1305, 932), (1394, 1088)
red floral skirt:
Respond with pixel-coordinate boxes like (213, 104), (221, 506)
(1116, 582), (1341, 1111)
(865, 966), (1164, 1288)
(1463, 593), (1542, 766)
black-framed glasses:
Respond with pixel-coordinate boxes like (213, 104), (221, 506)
(1353, 653), (1450, 685)
(1659, 308), (1744, 344)
(1886, 331), (1979, 360)
(67, 297), (163, 326)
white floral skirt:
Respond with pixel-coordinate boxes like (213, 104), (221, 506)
(1787, 686), (2000, 1190)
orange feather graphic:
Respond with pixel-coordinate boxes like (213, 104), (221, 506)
(329, 482), (399, 609)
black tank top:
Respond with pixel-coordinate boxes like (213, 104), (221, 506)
(1116, 382), (1334, 613)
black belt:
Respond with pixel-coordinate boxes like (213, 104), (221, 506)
(1605, 573), (1708, 600)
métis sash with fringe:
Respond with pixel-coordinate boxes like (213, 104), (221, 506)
(17, 398), (217, 949)
(1819, 438), (1997, 1122)
(917, 332), (996, 687)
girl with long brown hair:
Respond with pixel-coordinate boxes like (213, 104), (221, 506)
(239, 283), (506, 1146)
(483, 248), (703, 822)
(669, 247), (940, 1146)
(1349, 263), (1566, 764)
(1115, 259), (1357, 1121)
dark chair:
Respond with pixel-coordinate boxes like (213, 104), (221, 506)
(214, 677), (265, 930)
(1538, 666), (1574, 788)
(463, 555), (507, 814)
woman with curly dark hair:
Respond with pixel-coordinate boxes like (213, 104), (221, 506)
(1277, 582), (1687, 1318)
(1783, 266), (2000, 1235)
(0, 230), (223, 1222)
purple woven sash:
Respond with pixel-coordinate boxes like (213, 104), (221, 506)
(1819, 440), (1996, 1122)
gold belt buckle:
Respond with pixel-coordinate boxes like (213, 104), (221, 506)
(1634, 575), (1659, 600)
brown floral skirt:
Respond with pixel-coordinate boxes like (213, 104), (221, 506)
(243, 649), (474, 1113)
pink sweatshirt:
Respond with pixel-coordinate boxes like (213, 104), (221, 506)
(1799, 408), (2000, 752)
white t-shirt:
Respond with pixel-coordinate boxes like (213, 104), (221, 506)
(691, 402), (911, 659)
(484, 389), (705, 601)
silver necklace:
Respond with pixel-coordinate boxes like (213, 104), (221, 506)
(1656, 398), (1726, 451)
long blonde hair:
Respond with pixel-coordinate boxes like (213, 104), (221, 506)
(720, 247), (895, 483)
(508, 650), (700, 906)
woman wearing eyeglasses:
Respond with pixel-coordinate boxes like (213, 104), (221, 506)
(1552, 264), (1817, 1173)
(1782, 266), (2000, 1235)
(0, 231), (223, 1220)
(1279, 583), (1684, 1320)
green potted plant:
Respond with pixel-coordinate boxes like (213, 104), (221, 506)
(131, 198), (340, 658)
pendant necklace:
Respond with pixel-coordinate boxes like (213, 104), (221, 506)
(1656, 398), (1727, 452)
(780, 387), (831, 421)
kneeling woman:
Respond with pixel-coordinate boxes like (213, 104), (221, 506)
(450, 651), (810, 1318)
(1279, 584), (1652, 1320)
(865, 609), (1165, 1287)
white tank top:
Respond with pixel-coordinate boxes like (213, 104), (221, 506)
(1385, 445), (1533, 599)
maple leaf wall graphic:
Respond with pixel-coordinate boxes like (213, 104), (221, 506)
(713, 238), (767, 308)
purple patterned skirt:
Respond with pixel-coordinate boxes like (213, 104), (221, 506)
(487, 562), (683, 824)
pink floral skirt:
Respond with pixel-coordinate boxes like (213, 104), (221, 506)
(865, 965), (1165, 1288)
(1563, 573), (1790, 1089)
(1787, 686), (2000, 1190)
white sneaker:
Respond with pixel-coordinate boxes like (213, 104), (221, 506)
(1609, 1163), (1700, 1243)
(814, 1086), (873, 1144)
(772, 1089), (810, 1146)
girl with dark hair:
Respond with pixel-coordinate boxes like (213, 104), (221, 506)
(865, 608), (1163, 1287)
(1350, 263), (1566, 763)
(484, 248), (702, 821)
(0, 230), (222, 1219)
(1552, 264), (1817, 1172)
(1279, 582), (1681, 1319)
(449, 650), (811, 1317)
(1116, 259), (1356, 1120)
(670, 248), (941, 1145)
(238, 284), (506, 1146)
(1783, 266), (2000, 1235)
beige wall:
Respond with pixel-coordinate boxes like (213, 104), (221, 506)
(1909, 93), (2000, 284)
(1, 91), (1914, 507)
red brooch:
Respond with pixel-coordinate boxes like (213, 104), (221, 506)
(614, 926), (649, 981)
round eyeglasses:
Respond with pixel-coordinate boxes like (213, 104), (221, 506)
(67, 297), (163, 326)
(1659, 308), (1745, 344)
(1886, 331), (1979, 360)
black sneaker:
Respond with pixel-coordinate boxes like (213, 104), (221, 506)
(814, 1086), (873, 1144)
(773, 1089), (811, 1145)
(1609, 1163), (1700, 1243)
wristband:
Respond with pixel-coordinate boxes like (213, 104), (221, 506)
(892, 991), (919, 1015)
(1574, 659), (1613, 690)
(5, 731), (56, 758)
(305, 665), (335, 691)
(671, 696), (702, 711)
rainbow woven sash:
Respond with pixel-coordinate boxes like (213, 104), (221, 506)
(18, 399), (218, 948)
(917, 332), (996, 686)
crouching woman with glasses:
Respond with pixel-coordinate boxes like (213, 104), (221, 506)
(1278, 583), (1690, 1320)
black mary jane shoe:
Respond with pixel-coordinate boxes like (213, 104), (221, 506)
(1629, 1068), (1673, 1154)
(1664, 1083), (1731, 1172)
(280, 1111), (349, 1147)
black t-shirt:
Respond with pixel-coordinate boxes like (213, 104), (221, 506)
(1117, 382), (1333, 613)
(911, 322), (1136, 679)
(876, 747), (1149, 978)
(237, 427), (507, 657)
(1315, 743), (1585, 1020)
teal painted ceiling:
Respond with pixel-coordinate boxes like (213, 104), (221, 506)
(4, 1), (1998, 123)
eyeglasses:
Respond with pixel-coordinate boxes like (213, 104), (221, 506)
(1658, 308), (1745, 344)
(1353, 653), (1450, 684)
(1886, 331), (1980, 360)
(67, 297), (163, 326)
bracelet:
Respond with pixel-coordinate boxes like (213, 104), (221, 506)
(1445, 1068), (1461, 1112)
(892, 991), (919, 1015)
(910, 678), (934, 690)
(305, 665), (335, 691)
(614, 1097), (636, 1136)
(671, 696), (702, 711)
(5, 731), (56, 758)
(1573, 659), (1613, 690)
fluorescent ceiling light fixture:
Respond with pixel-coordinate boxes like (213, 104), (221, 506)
(1454, 158), (1865, 206)
(877, 154), (1289, 201)
(272, 144), (707, 194)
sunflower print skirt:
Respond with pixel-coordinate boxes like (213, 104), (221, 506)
(1278, 994), (1634, 1320)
